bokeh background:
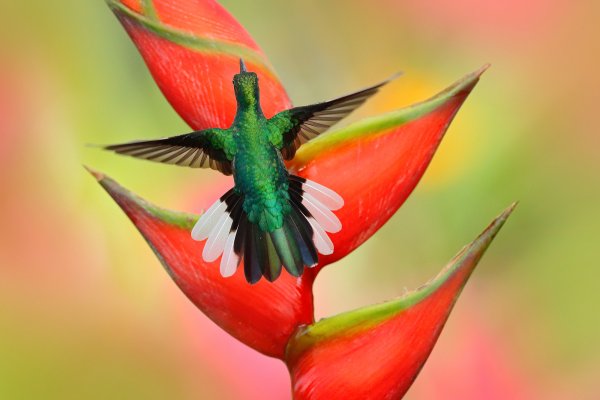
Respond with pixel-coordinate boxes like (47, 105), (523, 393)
(1, 0), (599, 398)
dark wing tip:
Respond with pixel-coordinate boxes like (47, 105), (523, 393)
(100, 141), (147, 152)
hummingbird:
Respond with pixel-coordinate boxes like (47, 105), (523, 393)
(104, 60), (397, 284)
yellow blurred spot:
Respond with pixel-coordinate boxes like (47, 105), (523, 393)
(350, 73), (478, 190)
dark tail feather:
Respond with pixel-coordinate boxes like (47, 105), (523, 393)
(289, 207), (319, 267)
(261, 233), (282, 281)
(244, 223), (262, 284)
(243, 221), (288, 283)
(269, 223), (304, 278)
(241, 207), (318, 283)
(193, 175), (342, 284)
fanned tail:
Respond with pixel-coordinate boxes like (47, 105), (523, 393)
(191, 175), (343, 284)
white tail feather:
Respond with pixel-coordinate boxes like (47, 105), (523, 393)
(220, 232), (239, 277)
(192, 199), (227, 240)
(302, 179), (344, 210)
(203, 213), (233, 262)
(302, 192), (342, 233)
(306, 217), (334, 255)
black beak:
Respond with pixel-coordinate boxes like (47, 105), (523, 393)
(239, 59), (247, 73)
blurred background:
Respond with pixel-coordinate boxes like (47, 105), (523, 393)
(0, 0), (598, 398)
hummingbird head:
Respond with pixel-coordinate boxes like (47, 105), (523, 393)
(233, 59), (260, 108)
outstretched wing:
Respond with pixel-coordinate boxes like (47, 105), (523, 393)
(103, 128), (234, 175)
(268, 73), (400, 160)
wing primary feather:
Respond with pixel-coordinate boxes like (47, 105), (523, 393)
(102, 128), (233, 173)
(161, 146), (189, 163)
(270, 73), (400, 160)
(138, 146), (180, 160)
(303, 121), (330, 129)
(127, 145), (172, 157)
(302, 125), (320, 136)
(189, 148), (202, 167)
(298, 131), (311, 141)
(177, 147), (196, 165)
(309, 116), (344, 122)
(198, 152), (208, 166)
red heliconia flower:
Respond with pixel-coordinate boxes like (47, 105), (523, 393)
(108, 0), (291, 129)
(92, 0), (515, 397)
(284, 205), (515, 399)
